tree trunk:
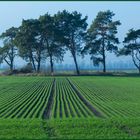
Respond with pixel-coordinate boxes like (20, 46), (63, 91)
(37, 39), (43, 73)
(37, 55), (41, 73)
(10, 63), (13, 72)
(102, 37), (106, 73)
(50, 56), (54, 76)
(29, 51), (36, 72)
(37, 62), (40, 73)
(132, 52), (140, 74)
(4, 58), (13, 72)
(73, 53), (80, 75)
(31, 57), (36, 72)
(138, 68), (140, 74)
(103, 50), (106, 73)
(10, 46), (14, 72)
(71, 33), (80, 75)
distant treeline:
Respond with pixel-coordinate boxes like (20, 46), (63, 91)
(0, 10), (140, 75)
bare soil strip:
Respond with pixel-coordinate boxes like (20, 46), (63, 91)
(43, 78), (55, 119)
(67, 78), (104, 118)
(53, 93), (58, 118)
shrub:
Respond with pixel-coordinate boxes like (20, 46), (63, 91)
(19, 63), (33, 73)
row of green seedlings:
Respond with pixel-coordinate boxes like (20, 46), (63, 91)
(0, 77), (32, 106)
(0, 77), (36, 109)
(85, 80), (140, 117)
(0, 78), (53, 119)
(82, 81), (140, 117)
(0, 78), (42, 118)
(70, 78), (139, 118)
(51, 78), (94, 119)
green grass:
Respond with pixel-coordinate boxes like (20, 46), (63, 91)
(44, 117), (140, 139)
(0, 76), (140, 139)
(0, 119), (47, 139)
(1, 118), (140, 139)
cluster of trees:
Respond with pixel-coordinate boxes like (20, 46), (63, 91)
(0, 10), (140, 75)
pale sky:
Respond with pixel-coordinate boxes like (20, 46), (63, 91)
(0, 2), (140, 67)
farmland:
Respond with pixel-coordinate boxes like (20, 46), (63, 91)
(0, 76), (140, 139)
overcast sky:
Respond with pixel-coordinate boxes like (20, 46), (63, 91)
(0, 2), (140, 67)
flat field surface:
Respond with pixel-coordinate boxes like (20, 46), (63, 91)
(0, 76), (140, 139)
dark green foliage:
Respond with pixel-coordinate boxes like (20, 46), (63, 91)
(15, 14), (65, 74)
(0, 27), (18, 71)
(119, 29), (140, 73)
(54, 10), (88, 75)
(82, 10), (121, 72)
(19, 63), (33, 73)
(39, 13), (65, 75)
(15, 19), (46, 73)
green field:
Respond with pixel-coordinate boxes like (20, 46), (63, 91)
(0, 76), (140, 139)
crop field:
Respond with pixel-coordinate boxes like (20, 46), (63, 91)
(0, 76), (140, 139)
(70, 77), (140, 118)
